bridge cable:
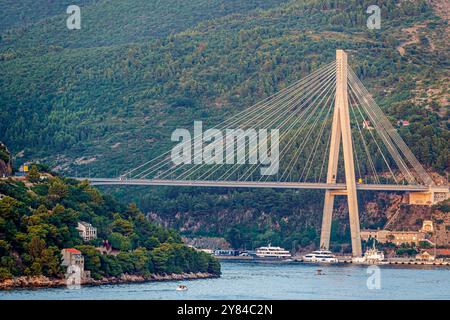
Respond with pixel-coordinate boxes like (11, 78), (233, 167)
(235, 71), (337, 182)
(278, 80), (336, 182)
(348, 89), (381, 184)
(122, 62), (335, 179)
(348, 74), (415, 184)
(348, 67), (432, 185)
(348, 70), (414, 183)
(191, 65), (337, 181)
(174, 63), (336, 181)
(295, 85), (334, 182)
(302, 92), (335, 182)
(318, 119), (333, 183)
(132, 62), (336, 180)
(348, 89), (375, 183)
(280, 78), (337, 181)
(348, 87), (398, 184)
(230, 71), (337, 182)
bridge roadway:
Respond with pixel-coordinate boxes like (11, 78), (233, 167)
(75, 178), (436, 192)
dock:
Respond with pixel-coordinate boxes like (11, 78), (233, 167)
(336, 257), (450, 266)
(293, 255), (450, 266)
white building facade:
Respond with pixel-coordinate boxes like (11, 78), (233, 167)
(76, 221), (97, 241)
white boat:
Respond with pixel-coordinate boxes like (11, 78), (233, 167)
(316, 269), (325, 275)
(302, 250), (338, 263)
(254, 244), (292, 260)
(176, 285), (188, 291)
(352, 243), (387, 264)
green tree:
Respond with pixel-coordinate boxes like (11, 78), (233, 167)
(111, 215), (134, 236)
(48, 180), (68, 199)
(0, 267), (13, 281)
(132, 248), (150, 275)
(108, 232), (132, 251)
(27, 165), (40, 183)
(207, 257), (221, 275)
(75, 245), (102, 279)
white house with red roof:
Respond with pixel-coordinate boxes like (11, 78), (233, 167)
(397, 119), (410, 126)
(61, 248), (84, 272)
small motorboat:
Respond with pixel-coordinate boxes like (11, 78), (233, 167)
(176, 285), (188, 291)
(316, 269), (325, 275)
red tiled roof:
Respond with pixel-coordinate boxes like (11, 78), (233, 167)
(435, 249), (450, 256)
(64, 248), (81, 254)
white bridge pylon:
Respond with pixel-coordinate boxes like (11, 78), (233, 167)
(77, 50), (447, 257)
(321, 50), (362, 256)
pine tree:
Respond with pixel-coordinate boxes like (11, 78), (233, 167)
(27, 165), (40, 183)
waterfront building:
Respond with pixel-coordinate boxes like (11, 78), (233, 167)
(435, 249), (450, 259)
(415, 251), (435, 261)
(214, 249), (239, 256)
(420, 220), (434, 233)
(96, 240), (118, 255)
(77, 221), (97, 241)
(61, 248), (85, 271)
(361, 229), (425, 246)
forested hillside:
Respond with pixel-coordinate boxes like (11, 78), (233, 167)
(0, 0), (448, 250)
(0, 166), (220, 281)
(0, 0), (98, 31)
(0, 0), (288, 48)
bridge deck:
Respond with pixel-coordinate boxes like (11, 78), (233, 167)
(77, 178), (434, 192)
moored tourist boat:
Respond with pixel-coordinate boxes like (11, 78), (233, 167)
(302, 250), (338, 263)
(254, 244), (292, 261)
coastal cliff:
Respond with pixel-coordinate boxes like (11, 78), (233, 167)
(0, 272), (217, 290)
(0, 142), (12, 177)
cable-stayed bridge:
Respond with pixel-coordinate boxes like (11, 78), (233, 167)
(77, 50), (449, 257)
(87, 178), (431, 192)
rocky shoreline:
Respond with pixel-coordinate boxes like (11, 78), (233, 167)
(0, 272), (218, 290)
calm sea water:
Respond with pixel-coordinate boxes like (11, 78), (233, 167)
(1, 261), (449, 300)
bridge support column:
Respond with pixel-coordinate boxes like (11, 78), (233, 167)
(320, 190), (334, 249)
(319, 50), (362, 257)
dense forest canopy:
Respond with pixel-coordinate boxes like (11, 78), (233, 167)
(0, 0), (290, 47)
